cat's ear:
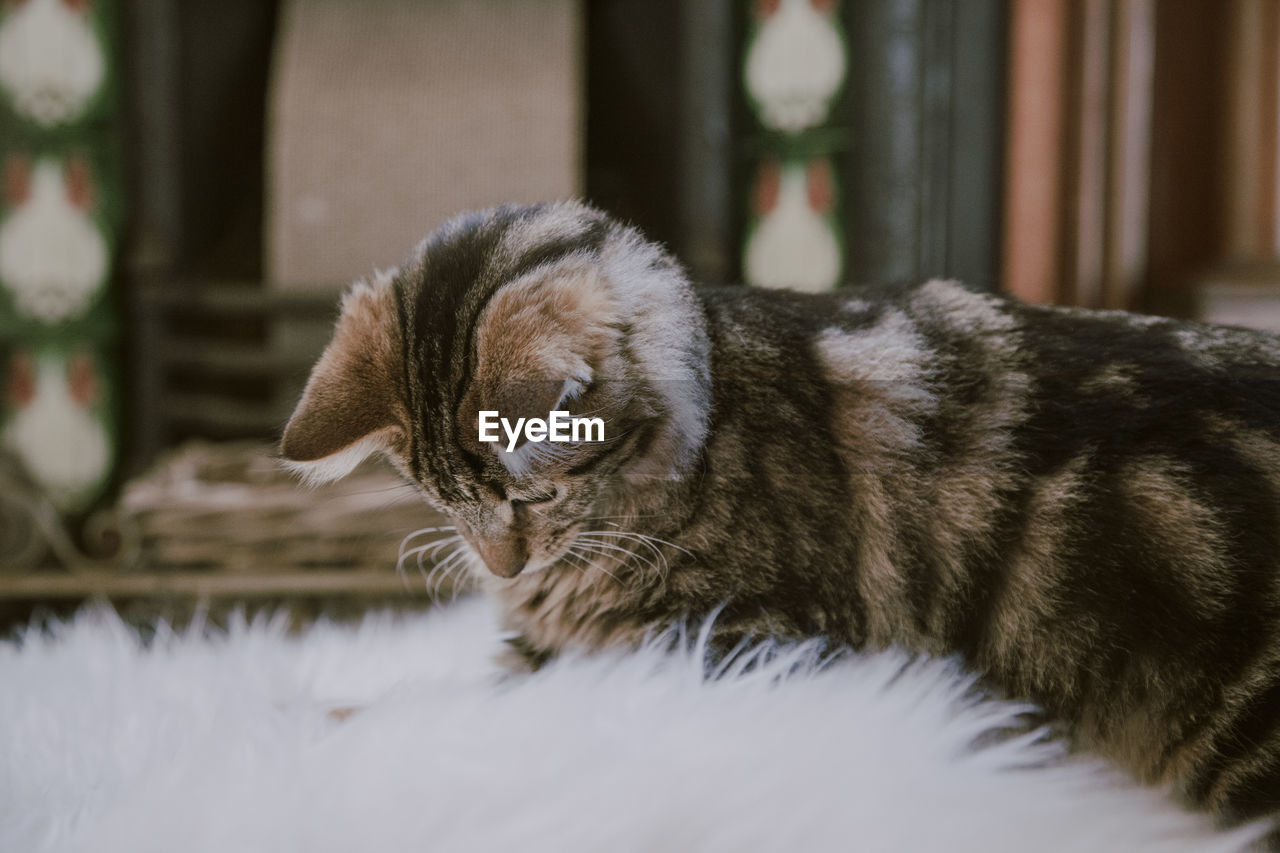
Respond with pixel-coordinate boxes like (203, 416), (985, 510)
(281, 276), (406, 485)
(468, 260), (619, 426)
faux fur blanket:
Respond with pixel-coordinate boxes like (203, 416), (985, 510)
(0, 597), (1265, 852)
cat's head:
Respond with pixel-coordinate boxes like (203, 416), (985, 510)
(281, 202), (710, 580)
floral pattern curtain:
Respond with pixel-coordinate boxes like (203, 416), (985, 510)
(0, 0), (120, 518)
(741, 0), (848, 292)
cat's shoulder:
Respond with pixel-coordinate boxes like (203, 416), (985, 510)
(693, 277), (1280, 351)
(690, 278), (1011, 334)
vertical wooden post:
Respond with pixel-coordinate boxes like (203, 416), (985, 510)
(1003, 0), (1070, 304)
(1224, 0), (1280, 260)
(1104, 0), (1155, 310)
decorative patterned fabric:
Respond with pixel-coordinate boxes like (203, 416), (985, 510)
(0, 0), (119, 516)
(741, 0), (848, 292)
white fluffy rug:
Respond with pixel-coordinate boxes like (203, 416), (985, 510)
(0, 596), (1267, 853)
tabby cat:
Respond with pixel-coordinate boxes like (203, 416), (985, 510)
(282, 201), (1280, 834)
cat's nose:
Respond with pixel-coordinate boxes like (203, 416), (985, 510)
(477, 536), (527, 579)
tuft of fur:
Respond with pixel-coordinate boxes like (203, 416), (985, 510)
(284, 201), (1280, 834)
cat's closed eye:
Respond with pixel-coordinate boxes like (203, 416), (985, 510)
(511, 485), (559, 506)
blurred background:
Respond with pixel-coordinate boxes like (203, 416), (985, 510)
(0, 0), (1274, 624)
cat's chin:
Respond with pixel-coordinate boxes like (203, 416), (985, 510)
(472, 559), (549, 583)
(475, 552), (584, 584)
(508, 557), (561, 578)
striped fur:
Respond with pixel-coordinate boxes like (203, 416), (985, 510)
(284, 202), (1280, 834)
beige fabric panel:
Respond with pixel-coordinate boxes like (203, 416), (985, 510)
(267, 0), (582, 290)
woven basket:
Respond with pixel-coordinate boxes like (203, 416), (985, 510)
(120, 441), (450, 576)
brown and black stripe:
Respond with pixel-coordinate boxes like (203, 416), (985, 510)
(284, 202), (1280, 836)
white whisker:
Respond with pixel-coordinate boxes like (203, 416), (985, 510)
(580, 529), (694, 558)
(576, 534), (665, 572)
(428, 547), (469, 599)
(420, 548), (451, 594)
(424, 535), (462, 562)
(560, 549), (592, 576)
(568, 541), (630, 569)
(396, 533), (462, 576)
(565, 546), (621, 582)
(572, 536), (660, 577)
(582, 514), (662, 521)
(397, 525), (458, 561)
(447, 552), (480, 602)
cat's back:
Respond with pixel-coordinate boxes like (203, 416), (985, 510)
(695, 279), (1280, 824)
(695, 279), (1280, 425)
